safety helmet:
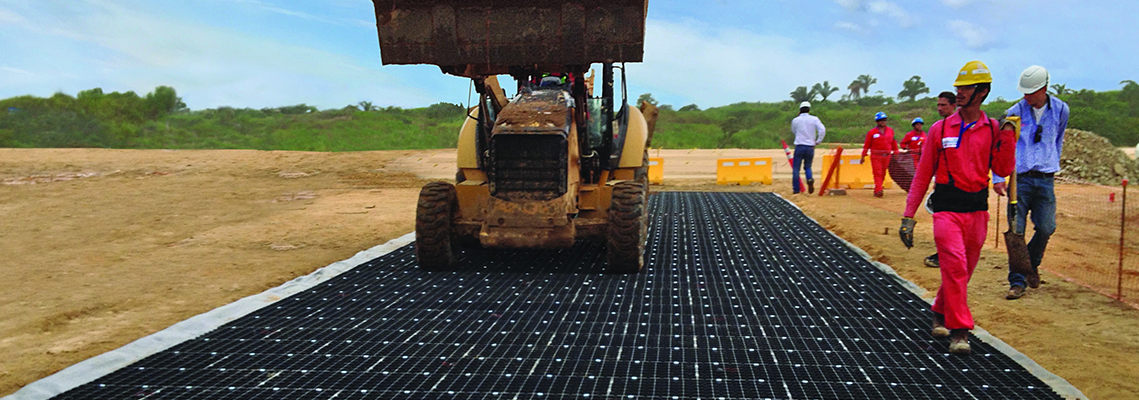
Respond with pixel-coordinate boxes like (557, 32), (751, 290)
(875, 111), (888, 121)
(1017, 65), (1049, 94)
(954, 60), (993, 87)
(800, 101), (811, 109)
(912, 117), (924, 126)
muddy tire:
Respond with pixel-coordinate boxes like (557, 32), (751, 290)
(415, 182), (458, 271)
(606, 181), (648, 274)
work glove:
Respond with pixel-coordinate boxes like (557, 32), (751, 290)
(899, 217), (916, 249)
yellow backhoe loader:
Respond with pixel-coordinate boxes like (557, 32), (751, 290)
(372, 0), (656, 273)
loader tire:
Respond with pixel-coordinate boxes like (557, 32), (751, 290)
(415, 182), (458, 271)
(634, 151), (649, 187)
(606, 181), (648, 274)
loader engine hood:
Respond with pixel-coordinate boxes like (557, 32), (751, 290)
(488, 89), (572, 201)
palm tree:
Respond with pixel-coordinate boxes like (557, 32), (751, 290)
(790, 86), (818, 103)
(856, 74), (877, 96)
(357, 101), (376, 112)
(1049, 83), (1069, 97)
(812, 81), (840, 101)
(1122, 80), (1139, 90)
(847, 80), (863, 100)
(897, 76), (930, 102)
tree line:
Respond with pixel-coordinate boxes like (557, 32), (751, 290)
(0, 86), (466, 150)
(3, 83), (1139, 151)
(640, 80), (1139, 149)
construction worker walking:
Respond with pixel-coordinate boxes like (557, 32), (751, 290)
(860, 112), (898, 197)
(898, 60), (1016, 354)
(923, 91), (961, 269)
(900, 117), (926, 164)
(993, 65), (1070, 300)
(790, 101), (826, 194)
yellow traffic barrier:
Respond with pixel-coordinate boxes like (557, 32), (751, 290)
(716, 157), (773, 185)
(647, 157), (664, 185)
(820, 154), (894, 189)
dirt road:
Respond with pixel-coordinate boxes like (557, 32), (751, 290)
(1, 149), (1137, 399)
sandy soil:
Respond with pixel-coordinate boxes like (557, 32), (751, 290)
(2, 148), (1137, 399)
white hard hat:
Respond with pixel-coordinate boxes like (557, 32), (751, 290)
(800, 101), (811, 109)
(1018, 65), (1049, 94)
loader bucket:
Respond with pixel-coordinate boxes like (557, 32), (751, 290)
(372, 0), (648, 76)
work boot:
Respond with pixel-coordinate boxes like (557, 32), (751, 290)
(874, 191), (884, 198)
(1027, 271), (1041, 288)
(948, 329), (971, 355)
(1006, 285), (1026, 300)
(931, 312), (949, 338)
(924, 253), (939, 268)
(807, 179), (815, 194)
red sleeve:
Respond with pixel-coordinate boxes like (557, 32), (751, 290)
(991, 120), (1016, 178)
(861, 130), (873, 158)
(904, 122), (942, 217)
(900, 133), (913, 148)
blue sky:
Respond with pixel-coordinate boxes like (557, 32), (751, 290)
(0, 0), (1135, 110)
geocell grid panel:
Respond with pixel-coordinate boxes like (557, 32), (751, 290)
(53, 192), (1062, 399)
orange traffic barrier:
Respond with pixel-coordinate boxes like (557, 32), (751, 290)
(716, 157), (773, 185)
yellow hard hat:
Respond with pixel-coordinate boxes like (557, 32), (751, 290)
(954, 60), (992, 87)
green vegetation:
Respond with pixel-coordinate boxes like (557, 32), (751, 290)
(0, 87), (465, 150)
(2, 82), (1139, 151)
(651, 80), (1139, 149)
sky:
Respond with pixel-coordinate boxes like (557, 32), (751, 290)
(1, 0), (1135, 111)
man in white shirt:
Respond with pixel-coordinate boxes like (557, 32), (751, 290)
(790, 101), (827, 194)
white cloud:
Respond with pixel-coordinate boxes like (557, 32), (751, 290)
(941, 0), (974, 8)
(867, 1), (916, 28)
(1, 66), (32, 75)
(221, 0), (371, 28)
(834, 21), (868, 35)
(948, 20), (995, 50)
(629, 19), (881, 106)
(0, 0), (432, 109)
(834, 0), (861, 10)
(0, 7), (27, 24)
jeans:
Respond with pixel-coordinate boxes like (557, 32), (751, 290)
(792, 145), (814, 193)
(1007, 175), (1057, 287)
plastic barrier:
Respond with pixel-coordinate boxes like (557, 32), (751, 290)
(820, 154), (894, 189)
(716, 158), (773, 185)
(647, 157), (664, 185)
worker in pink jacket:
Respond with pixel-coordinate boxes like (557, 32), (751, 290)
(860, 112), (898, 197)
(899, 61), (1016, 355)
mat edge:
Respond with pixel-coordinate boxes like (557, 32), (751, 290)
(3, 232), (417, 400)
(775, 193), (1088, 400)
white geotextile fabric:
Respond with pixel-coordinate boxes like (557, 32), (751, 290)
(4, 232), (416, 400)
(778, 194), (1087, 400)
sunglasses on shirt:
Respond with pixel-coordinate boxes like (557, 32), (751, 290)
(1034, 125), (1043, 143)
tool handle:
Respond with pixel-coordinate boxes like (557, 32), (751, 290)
(1008, 172), (1017, 204)
(1003, 117), (1021, 205)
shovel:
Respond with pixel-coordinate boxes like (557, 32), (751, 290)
(1003, 117), (1033, 279)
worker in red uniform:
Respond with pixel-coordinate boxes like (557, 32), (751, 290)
(900, 117), (926, 164)
(898, 60), (1016, 355)
(860, 112), (898, 197)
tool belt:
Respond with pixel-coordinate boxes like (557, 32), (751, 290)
(1018, 171), (1054, 179)
(930, 183), (988, 213)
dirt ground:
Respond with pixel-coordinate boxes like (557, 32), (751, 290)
(2, 149), (1138, 399)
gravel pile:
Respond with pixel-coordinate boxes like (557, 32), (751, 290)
(1059, 129), (1139, 186)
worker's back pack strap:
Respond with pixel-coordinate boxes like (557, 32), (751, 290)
(930, 117), (997, 213)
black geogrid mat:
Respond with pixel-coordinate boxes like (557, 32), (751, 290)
(53, 192), (1062, 400)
